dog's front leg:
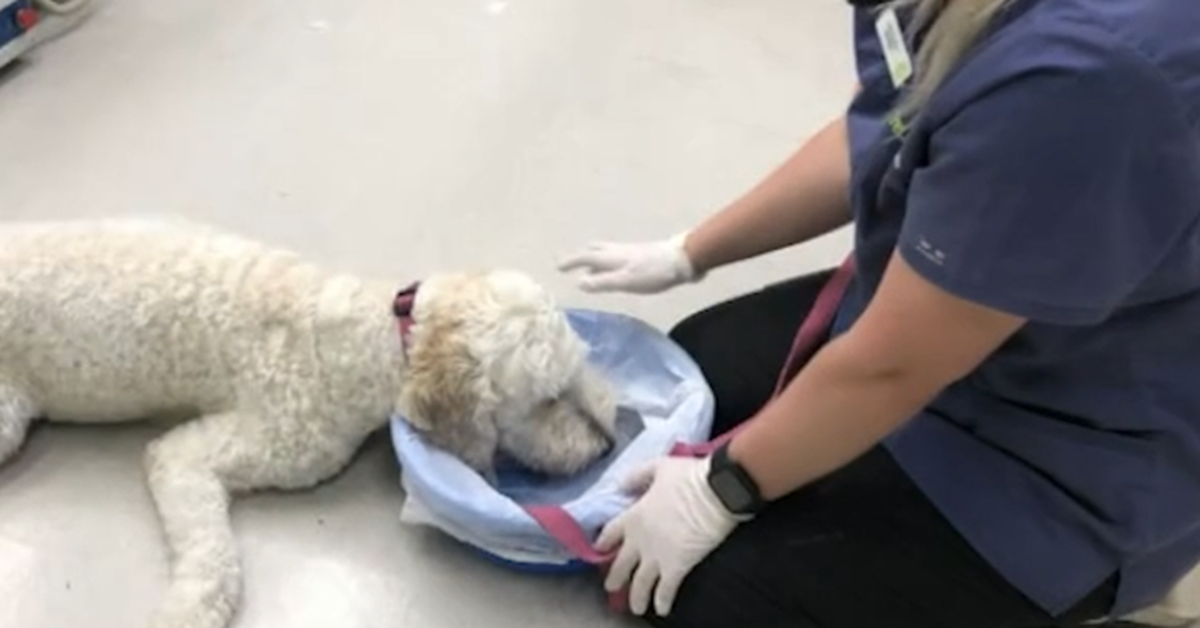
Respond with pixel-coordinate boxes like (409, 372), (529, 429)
(0, 383), (38, 467)
(143, 410), (365, 628)
(143, 413), (255, 628)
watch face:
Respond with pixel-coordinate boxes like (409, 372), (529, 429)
(710, 468), (755, 514)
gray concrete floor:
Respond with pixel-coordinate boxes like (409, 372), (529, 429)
(0, 0), (854, 626)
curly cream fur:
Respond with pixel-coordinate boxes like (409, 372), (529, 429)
(0, 217), (615, 628)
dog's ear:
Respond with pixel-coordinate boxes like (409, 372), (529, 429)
(397, 317), (499, 476)
(397, 317), (474, 431)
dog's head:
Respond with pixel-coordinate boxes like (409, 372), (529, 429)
(395, 270), (617, 479)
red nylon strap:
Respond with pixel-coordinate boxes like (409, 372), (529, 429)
(771, 255), (857, 398)
(522, 255), (856, 613)
(522, 505), (628, 612)
(671, 255), (856, 459)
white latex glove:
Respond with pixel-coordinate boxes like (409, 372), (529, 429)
(556, 233), (700, 294)
(1123, 561), (1200, 626)
(596, 456), (743, 617)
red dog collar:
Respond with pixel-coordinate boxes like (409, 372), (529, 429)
(392, 282), (420, 349)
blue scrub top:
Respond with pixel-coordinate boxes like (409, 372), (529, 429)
(837, 0), (1200, 617)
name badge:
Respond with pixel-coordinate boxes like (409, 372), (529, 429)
(875, 8), (913, 88)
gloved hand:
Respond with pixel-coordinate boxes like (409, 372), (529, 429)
(596, 456), (743, 617)
(556, 233), (700, 294)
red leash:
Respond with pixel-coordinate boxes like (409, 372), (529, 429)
(522, 505), (630, 611)
(670, 255), (856, 459)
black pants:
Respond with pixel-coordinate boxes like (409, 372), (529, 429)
(647, 270), (1120, 628)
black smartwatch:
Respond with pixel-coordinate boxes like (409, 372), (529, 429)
(706, 441), (766, 518)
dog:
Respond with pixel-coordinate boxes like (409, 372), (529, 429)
(0, 217), (617, 628)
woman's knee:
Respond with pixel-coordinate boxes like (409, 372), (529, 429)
(667, 306), (718, 361)
(667, 271), (833, 364)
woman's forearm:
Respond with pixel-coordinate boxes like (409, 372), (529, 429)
(726, 333), (937, 501)
(726, 250), (1027, 501)
(683, 113), (854, 275)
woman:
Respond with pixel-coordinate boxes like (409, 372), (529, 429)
(557, 1), (1200, 627)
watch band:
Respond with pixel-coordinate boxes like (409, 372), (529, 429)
(707, 441), (766, 517)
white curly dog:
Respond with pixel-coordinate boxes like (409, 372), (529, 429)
(0, 217), (617, 628)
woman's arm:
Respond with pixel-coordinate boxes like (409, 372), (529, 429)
(727, 251), (1026, 500)
(684, 109), (856, 275)
(559, 87), (860, 293)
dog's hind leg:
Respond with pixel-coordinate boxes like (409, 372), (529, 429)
(0, 383), (38, 467)
(143, 413), (255, 628)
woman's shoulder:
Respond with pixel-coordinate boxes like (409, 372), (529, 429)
(927, 0), (1200, 127)
(1029, 0), (1200, 77)
(996, 0), (1198, 87)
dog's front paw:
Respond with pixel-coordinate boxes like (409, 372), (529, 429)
(151, 603), (232, 628)
(150, 578), (238, 628)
